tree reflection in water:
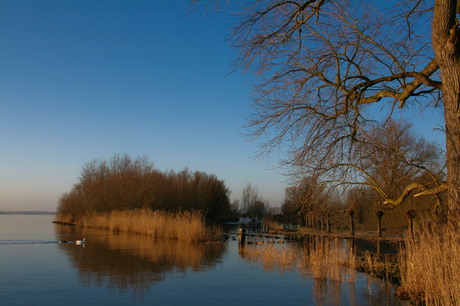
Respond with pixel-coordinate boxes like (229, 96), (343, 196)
(55, 225), (225, 300)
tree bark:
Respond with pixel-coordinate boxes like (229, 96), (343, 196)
(433, 0), (460, 216)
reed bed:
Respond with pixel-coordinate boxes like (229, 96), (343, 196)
(57, 208), (218, 242)
(245, 244), (298, 274)
(243, 239), (396, 305)
(54, 213), (76, 224)
(299, 238), (356, 282)
(398, 217), (460, 305)
(243, 237), (398, 284)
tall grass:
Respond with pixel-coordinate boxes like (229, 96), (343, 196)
(56, 208), (219, 242)
(299, 238), (356, 282)
(243, 237), (399, 305)
(245, 244), (298, 274)
(244, 237), (397, 285)
(398, 216), (460, 305)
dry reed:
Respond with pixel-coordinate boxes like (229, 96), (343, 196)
(264, 219), (284, 230)
(243, 237), (394, 284)
(57, 208), (218, 242)
(398, 217), (460, 305)
(55, 213), (76, 224)
(299, 238), (356, 282)
(245, 244), (298, 274)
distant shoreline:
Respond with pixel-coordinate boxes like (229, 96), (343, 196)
(0, 211), (55, 215)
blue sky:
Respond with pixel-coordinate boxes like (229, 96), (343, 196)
(0, 1), (446, 212)
(0, 0), (288, 211)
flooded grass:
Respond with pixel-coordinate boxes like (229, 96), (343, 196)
(309, 239), (352, 282)
(243, 220), (460, 306)
(244, 244), (298, 274)
(242, 236), (399, 305)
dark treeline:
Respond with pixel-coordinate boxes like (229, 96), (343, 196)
(57, 154), (236, 224)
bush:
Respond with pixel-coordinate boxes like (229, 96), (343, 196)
(56, 154), (233, 224)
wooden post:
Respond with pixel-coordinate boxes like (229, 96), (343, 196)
(348, 238), (355, 255)
(238, 228), (246, 245)
(405, 209), (417, 239)
(348, 210), (355, 236)
(374, 210), (384, 238)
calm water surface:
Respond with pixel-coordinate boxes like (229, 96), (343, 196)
(0, 215), (404, 305)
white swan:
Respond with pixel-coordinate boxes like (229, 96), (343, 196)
(76, 238), (85, 245)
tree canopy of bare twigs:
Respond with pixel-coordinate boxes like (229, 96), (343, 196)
(57, 154), (234, 223)
(192, 0), (459, 213)
(240, 183), (269, 217)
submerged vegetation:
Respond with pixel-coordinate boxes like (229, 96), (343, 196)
(56, 154), (235, 240)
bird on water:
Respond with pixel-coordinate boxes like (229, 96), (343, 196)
(76, 238), (85, 245)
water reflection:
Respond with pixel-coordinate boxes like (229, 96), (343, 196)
(241, 234), (405, 306)
(54, 225), (226, 296)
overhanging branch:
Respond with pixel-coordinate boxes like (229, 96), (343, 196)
(382, 181), (447, 208)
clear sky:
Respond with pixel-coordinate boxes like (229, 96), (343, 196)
(0, 0), (289, 212)
(0, 1), (446, 212)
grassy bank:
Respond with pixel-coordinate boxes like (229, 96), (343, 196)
(55, 208), (219, 242)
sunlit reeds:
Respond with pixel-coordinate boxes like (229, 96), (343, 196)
(243, 236), (399, 287)
(245, 244), (298, 274)
(398, 216), (460, 305)
(299, 238), (356, 282)
(57, 208), (219, 242)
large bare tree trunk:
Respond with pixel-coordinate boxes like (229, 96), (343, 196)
(433, 0), (460, 215)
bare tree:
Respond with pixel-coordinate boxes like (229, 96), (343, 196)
(352, 120), (444, 207)
(282, 176), (324, 223)
(345, 186), (374, 223)
(192, 0), (458, 213)
(241, 183), (268, 216)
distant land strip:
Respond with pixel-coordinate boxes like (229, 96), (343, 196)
(0, 211), (55, 215)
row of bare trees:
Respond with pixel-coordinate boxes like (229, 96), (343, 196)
(230, 183), (271, 218)
(280, 120), (446, 229)
(56, 155), (235, 223)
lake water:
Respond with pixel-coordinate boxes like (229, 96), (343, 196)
(0, 215), (405, 305)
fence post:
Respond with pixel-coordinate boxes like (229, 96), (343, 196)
(374, 210), (384, 238)
(348, 210), (355, 236)
(405, 209), (416, 239)
(238, 228), (246, 245)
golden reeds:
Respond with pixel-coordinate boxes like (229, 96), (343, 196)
(56, 208), (218, 242)
(299, 238), (356, 282)
(398, 217), (460, 305)
(244, 236), (398, 286)
(245, 244), (298, 274)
